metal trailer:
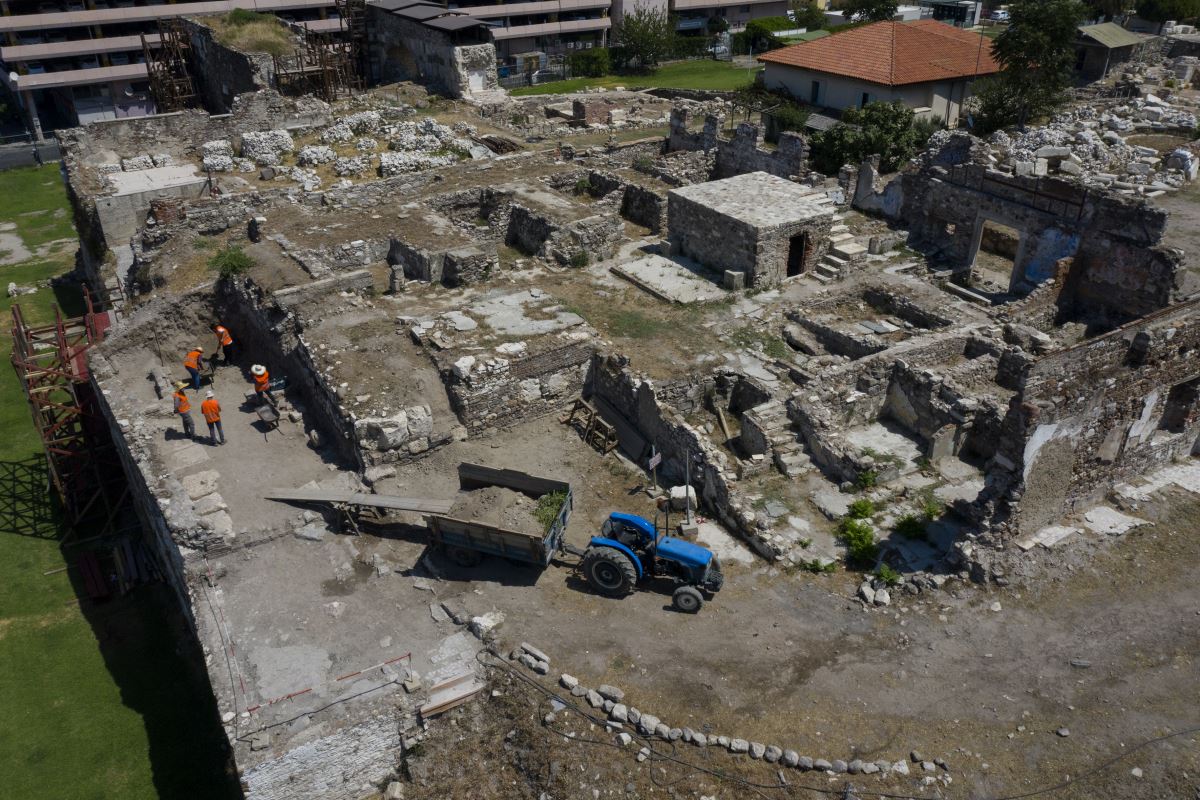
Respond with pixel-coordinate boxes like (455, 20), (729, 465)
(425, 463), (573, 568)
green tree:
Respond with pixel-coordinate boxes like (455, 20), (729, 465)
(743, 18), (784, 51)
(810, 101), (925, 174)
(989, 0), (1087, 128)
(614, 2), (675, 69)
(789, 0), (828, 29)
(1136, 0), (1200, 27)
(842, 0), (899, 21)
(1084, 0), (1130, 20)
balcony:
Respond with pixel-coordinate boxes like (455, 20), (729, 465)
(671, 0), (779, 8)
(5, 62), (148, 91)
(457, 0), (609, 17)
(1, 34), (159, 63)
(489, 15), (609, 38)
(0, 0), (333, 34)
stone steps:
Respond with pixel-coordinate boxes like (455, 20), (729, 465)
(832, 241), (869, 260)
(751, 401), (811, 478)
(829, 232), (854, 244)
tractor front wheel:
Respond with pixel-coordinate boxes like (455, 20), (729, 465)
(672, 585), (704, 614)
(582, 547), (637, 597)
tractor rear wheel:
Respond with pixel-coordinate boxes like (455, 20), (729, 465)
(672, 585), (703, 613)
(582, 547), (636, 597)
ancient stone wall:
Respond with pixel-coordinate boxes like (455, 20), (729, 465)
(183, 18), (274, 114)
(365, 7), (497, 98)
(1009, 297), (1200, 532)
(240, 709), (405, 800)
(666, 108), (809, 180)
(506, 205), (623, 266)
(216, 278), (363, 469)
(438, 336), (595, 432)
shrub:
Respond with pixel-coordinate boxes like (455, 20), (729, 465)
(209, 245), (252, 278)
(632, 154), (655, 172)
(801, 558), (837, 574)
(894, 513), (928, 540)
(226, 7), (271, 24)
(671, 35), (710, 59)
(771, 104), (811, 137)
(920, 495), (943, 521)
(533, 491), (567, 532)
(847, 498), (874, 519)
(837, 518), (878, 566)
(854, 469), (878, 491)
(876, 563), (901, 587)
(810, 101), (928, 174)
(569, 250), (589, 268)
(568, 47), (611, 78)
(573, 177), (592, 195)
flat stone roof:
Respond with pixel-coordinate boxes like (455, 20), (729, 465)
(669, 171), (834, 228)
(106, 164), (205, 196)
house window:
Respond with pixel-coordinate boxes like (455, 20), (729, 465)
(810, 80), (820, 104)
(860, 92), (870, 107)
(740, 4), (749, 10)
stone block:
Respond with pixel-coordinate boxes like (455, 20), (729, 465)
(723, 270), (745, 290)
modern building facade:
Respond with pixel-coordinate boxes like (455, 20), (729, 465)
(0, 0), (339, 137)
(759, 19), (999, 128)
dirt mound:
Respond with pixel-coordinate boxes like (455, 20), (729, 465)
(448, 486), (543, 537)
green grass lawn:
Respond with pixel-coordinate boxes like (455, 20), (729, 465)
(511, 58), (761, 96)
(0, 164), (240, 800)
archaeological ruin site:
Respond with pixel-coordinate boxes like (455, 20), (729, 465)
(13, 9), (1200, 800)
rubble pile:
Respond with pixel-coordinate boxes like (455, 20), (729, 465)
(985, 97), (1199, 194)
(240, 129), (296, 166)
(296, 144), (337, 167)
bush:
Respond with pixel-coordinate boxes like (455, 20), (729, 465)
(568, 47), (611, 78)
(876, 563), (901, 587)
(837, 518), (878, 566)
(226, 7), (272, 24)
(533, 491), (567, 532)
(854, 469), (878, 491)
(771, 104), (811, 137)
(632, 154), (655, 172)
(810, 101), (928, 174)
(209, 245), (252, 278)
(847, 498), (874, 519)
(752, 15), (799, 32)
(801, 558), (837, 574)
(894, 513), (928, 540)
(569, 250), (589, 268)
(573, 177), (592, 195)
(672, 35), (711, 59)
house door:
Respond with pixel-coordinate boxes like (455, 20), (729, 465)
(786, 233), (808, 277)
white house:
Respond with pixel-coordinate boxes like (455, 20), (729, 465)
(758, 19), (1000, 128)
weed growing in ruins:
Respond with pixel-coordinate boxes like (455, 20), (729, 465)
(847, 499), (875, 519)
(920, 492), (943, 521)
(573, 177), (593, 195)
(799, 537), (812, 549)
(632, 155), (655, 172)
(854, 469), (878, 491)
(209, 245), (253, 278)
(894, 513), (929, 541)
(800, 559), (837, 574)
(533, 491), (568, 532)
(837, 517), (878, 566)
(860, 446), (903, 468)
(876, 563), (901, 587)
(569, 250), (590, 268)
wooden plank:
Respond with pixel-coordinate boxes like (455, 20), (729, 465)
(264, 489), (454, 514)
(420, 678), (486, 718)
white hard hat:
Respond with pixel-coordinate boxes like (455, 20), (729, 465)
(206, 390), (215, 398)
(251, 364), (266, 376)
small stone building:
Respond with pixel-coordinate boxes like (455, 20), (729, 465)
(366, 0), (499, 99)
(668, 172), (834, 288)
(1074, 23), (1154, 81)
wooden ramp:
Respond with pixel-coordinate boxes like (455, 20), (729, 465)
(264, 489), (454, 515)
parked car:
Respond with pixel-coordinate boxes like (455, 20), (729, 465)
(989, 9), (1010, 21)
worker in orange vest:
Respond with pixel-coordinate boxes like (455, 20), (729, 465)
(201, 390), (225, 445)
(212, 322), (236, 365)
(183, 346), (205, 391)
(250, 364), (275, 406)
(172, 381), (195, 439)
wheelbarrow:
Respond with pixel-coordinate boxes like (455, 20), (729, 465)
(256, 402), (281, 433)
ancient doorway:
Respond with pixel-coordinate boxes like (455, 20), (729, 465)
(786, 232), (808, 277)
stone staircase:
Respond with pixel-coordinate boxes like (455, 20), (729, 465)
(754, 399), (813, 477)
(811, 214), (867, 285)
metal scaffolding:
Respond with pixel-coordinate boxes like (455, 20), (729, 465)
(143, 18), (198, 113)
(335, 0), (369, 82)
(273, 25), (361, 103)
(10, 290), (129, 543)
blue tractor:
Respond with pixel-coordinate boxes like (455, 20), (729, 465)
(580, 512), (723, 613)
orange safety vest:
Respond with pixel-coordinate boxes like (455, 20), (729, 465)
(173, 391), (190, 414)
(201, 398), (221, 424)
(183, 349), (203, 370)
(254, 371), (270, 392)
(214, 325), (233, 346)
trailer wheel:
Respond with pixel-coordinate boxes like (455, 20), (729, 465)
(446, 545), (484, 567)
(672, 585), (703, 614)
(582, 547), (636, 597)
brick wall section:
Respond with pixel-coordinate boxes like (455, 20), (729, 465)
(437, 338), (596, 432)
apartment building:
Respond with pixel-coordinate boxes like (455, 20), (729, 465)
(451, 0), (613, 62)
(0, 0), (339, 137)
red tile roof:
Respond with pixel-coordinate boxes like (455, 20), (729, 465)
(758, 20), (1000, 86)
